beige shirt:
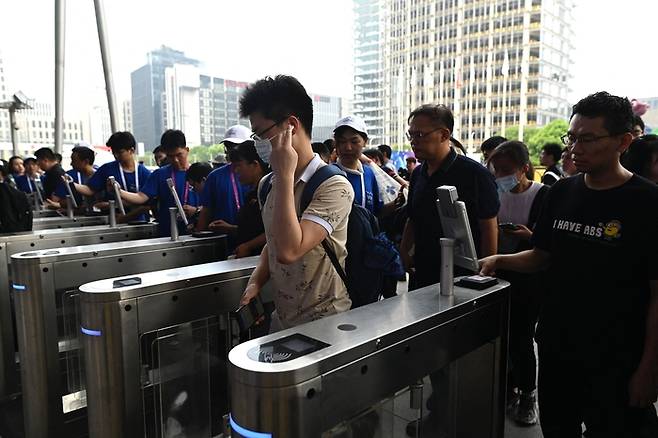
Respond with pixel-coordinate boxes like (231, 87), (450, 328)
(260, 154), (354, 329)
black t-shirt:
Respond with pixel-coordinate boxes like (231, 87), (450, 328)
(43, 164), (65, 199)
(532, 174), (658, 363)
(407, 148), (500, 288)
(236, 189), (265, 256)
(541, 164), (562, 186)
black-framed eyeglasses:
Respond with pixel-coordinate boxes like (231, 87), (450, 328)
(405, 127), (444, 141)
(560, 133), (621, 146)
(250, 122), (279, 141)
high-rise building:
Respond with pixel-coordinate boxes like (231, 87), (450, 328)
(199, 76), (250, 145)
(120, 100), (132, 133)
(310, 94), (344, 141)
(163, 63), (201, 146)
(85, 105), (112, 146)
(353, 0), (386, 144)
(0, 51), (11, 149)
(131, 46), (199, 151)
(357, 0), (574, 151)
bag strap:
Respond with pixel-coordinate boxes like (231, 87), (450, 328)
(321, 239), (348, 287)
(257, 172), (274, 208)
(300, 164), (346, 212)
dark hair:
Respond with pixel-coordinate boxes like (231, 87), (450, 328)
(481, 136), (507, 153)
(363, 148), (385, 163)
(71, 146), (95, 165)
(153, 145), (164, 155)
(323, 138), (335, 153)
(489, 140), (531, 169)
(160, 129), (187, 152)
(186, 162), (212, 183)
(8, 156), (23, 171)
(106, 131), (136, 154)
(34, 147), (57, 161)
(408, 104), (455, 133)
(377, 144), (392, 159)
(450, 137), (466, 155)
(230, 141), (270, 173)
(23, 157), (36, 167)
(571, 91), (634, 135)
(54, 153), (62, 163)
(621, 134), (658, 179)
(312, 142), (330, 156)
(335, 126), (368, 142)
(406, 156), (417, 163)
(633, 115), (645, 131)
(239, 75), (313, 137)
(542, 142), (563, 163)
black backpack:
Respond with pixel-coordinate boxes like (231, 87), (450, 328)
(259, 165), (403, 308)
(0, 182), (33, 233)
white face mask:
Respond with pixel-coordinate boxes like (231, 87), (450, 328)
(496, 174), (519, 194)
(253, 137), (273, 164)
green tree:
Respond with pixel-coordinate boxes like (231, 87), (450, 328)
(527, 119), (568, 160)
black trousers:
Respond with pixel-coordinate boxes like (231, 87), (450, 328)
(538, 345), (658, 438)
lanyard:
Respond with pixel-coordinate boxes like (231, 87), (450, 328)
(170, 167), (190, 205)
(337, 162), (366, 208)
(118, 162), (139, 192)
(76, 171), (82, 184)
(27, 177), (33, 193)
(230, 167), (241, 210)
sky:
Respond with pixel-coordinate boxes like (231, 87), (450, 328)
(0, 0), (656, 120)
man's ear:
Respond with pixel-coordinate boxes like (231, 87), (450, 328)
(288, 116), (301, 137)
(618, 132), (633, 155)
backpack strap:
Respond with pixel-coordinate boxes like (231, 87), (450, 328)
(300, 164), (346, 212)
(257, 172), (274, 209)
(321, 240), (349, 287)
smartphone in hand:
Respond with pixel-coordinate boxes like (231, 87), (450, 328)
(498, 222), (520, 231)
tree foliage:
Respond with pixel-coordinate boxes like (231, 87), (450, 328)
(497, 119), (568, 163)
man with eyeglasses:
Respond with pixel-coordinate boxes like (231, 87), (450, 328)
(481, 91), (658, 437)
(237, 75), (354, 331)
(401, 104), (499, 436)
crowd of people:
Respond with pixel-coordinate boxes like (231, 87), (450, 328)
(1, 75), (657, 438)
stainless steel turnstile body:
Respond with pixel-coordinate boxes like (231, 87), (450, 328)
(32, 210), (60, 218)
(31, 215), (109, 230)
(229, 280), (511, 438)
(0, 223), (158, 400)
(11, 234), (228, 438)
(79, 257), (259, 438)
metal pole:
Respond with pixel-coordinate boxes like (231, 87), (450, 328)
(54, 0), (66, 154)
(65, 195), (74, 219)
(9, 108), (18, 156)
(169, 207), (179, 241)
(93, 0), (118, 133)
(440, 238), (455, 296)
(108, 200), (116, 228)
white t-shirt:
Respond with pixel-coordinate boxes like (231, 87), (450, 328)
(498, 181), (544, 254)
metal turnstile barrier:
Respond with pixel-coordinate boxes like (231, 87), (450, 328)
(79, 257), (260, 438)
(31, 210), (60, 218)
(11, 234), (228, 438)
(0, 223), (158, 400)
(31, 215), (109, 230)
(229, 280), (511, 438)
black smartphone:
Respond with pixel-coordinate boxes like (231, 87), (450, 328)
(232, 296), (265, 333)
(112, 277), (142, 289)
(498, 222), (520, 231)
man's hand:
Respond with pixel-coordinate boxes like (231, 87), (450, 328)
(504, 224), (532, 241)
(208, 219), (237, 234)
(182, 204), (197, 217)
(92, 201), (110, 211)
(240, 283), (261, 306)
(628, 362), (658, 407)
(235, 243), (252, 259)
(479, 255), (500, 276)
(269, 125), (297, 178)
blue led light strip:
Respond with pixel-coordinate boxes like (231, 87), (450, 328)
(229, 414), (272, 438)
(80, 326), (102, 337)
(12, 283), (26, 291)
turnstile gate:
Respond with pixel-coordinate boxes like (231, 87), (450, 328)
(11, 234), (228, 437)
(229, 280), (511, 438)
(79, 257), (260, 438)
(31, 215), (109, 230)
(0, 223), (158, 399)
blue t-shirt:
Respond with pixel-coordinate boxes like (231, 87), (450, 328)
(87, 161), (152, 221)
(200, 164), (249, 224)
(142, 164), (199, 237)
(15, 174), (43, 194)
(335, 162), (383, 215)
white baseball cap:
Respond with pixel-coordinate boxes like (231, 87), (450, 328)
(221, 125), (252, 144)
(333, 115), (368, 137)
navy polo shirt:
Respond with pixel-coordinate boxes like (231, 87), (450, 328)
(200, 164), (249, 224)
(407, 148), (500, 289)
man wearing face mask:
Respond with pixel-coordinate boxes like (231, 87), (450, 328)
(238, 75), (354, 331)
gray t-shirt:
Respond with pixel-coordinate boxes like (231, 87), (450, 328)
(498, 181), (544, 254)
